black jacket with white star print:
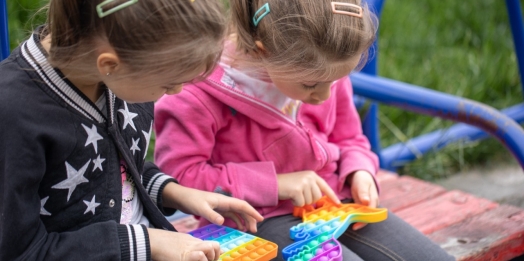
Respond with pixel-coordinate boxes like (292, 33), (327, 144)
(0, 31), (179, 261)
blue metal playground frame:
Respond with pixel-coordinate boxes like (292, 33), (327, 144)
(353, 0), (524, 171)
(0, 0), (8, 61)
(1, 0), (523, 171)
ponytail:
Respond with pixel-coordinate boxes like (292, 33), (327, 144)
(230, 0), (259, 54)
(46, 0), (94, 62)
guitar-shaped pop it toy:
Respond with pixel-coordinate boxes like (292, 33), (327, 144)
(282, 196), (388, 261)
(189, 224), (278, 261)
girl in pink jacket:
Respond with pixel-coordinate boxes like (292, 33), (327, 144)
(155, 0), (454, 260)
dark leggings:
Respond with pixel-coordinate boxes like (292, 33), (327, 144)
(254, 210), (455, 261)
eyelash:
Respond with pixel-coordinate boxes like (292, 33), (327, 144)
(302, 84), (318, 90)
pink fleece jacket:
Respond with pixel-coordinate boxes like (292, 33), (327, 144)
(154, 66), (379, 227)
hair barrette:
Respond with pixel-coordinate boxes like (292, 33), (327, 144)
(253, 3), (270, 27)
(97, 0), (139, 18)
(331, 2), (363, 18)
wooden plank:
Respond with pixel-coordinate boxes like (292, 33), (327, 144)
(378, 175), (447, 212)
(427, 204), (524, 261)
(395, 190), (498, 234)
(376, 169), (399, 183)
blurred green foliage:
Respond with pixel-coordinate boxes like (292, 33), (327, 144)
(377, 0), (522, 179)
(5, 0), (523, 180)
(7, 0), (46, 49)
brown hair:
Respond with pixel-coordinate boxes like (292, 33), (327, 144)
(45, 0), (227, 84)
(230, 0), (377, 80)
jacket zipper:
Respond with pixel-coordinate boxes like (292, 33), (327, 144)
(296, 104), (329, 164)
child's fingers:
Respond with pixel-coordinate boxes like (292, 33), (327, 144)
(223, 197), (264, 223)
(202, 209), (225, 226)
(315, 178), (340, 205)
(291, 194), (305, 207)
(238, 212), (261, 233)
(224, 212), (245, 231)
(187, 251), (207, 261)
(303, 186), (313, 205)
(352, 222), (367, 231)
(354, 183), (370, 206)
(369, 184), (379, 208)
(204, 241), (220, 261)
(351, 171), (378, 207)
(190, 241), (220, 261)
(311, 185), (323, 205)
(214, 197), (264, 232)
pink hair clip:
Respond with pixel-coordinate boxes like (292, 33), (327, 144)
(331, 2), (363, 18)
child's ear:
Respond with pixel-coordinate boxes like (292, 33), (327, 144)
(96, 52), (121, 76)
(255, 41), (266, 52)
(252, 40), (268, 58)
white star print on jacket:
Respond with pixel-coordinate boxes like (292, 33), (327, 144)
(142, 122), (153, 159)
(83, 195), (101, 215)
(51, 161), (90, 201)
(92, 155), (106, 172)
(82, 124), (103, 154)
(40, 197), (51, 216)
(130, 138), (141, 155)
(118, 102), (138, 131)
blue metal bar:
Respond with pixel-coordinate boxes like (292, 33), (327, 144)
(353, 95), (366, 109)
(381, 103), (524, 169)
(361, 0), (385, 76)
(359, 0), (386, 163)
(362, 103), (382, 158)
(506, 0), (524, 98)
(350, 73), (524, 170)
(0, 0), (9, 60)
(364, 0), (385, 21)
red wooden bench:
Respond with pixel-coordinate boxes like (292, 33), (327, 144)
(172, 170), (524, 260)
(376, 170), (524, 261)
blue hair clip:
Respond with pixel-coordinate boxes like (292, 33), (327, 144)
(97, 0), (139, 18)
(252, 3), (270, 27)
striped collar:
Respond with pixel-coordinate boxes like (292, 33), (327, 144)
(21, 32), (116, 124)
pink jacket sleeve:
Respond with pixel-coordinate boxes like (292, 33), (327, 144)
(154, 87), (279, 208)
(328, 77), (380, 194)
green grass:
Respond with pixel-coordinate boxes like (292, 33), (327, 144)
(376, 0), (522, 179)
(5, 0), (523, 180)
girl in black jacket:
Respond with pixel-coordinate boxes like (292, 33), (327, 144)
(0, 0), (262, 260)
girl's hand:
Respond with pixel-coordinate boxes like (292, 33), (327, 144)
(148, 228), (221, 261)
(163, 183), (264, 233)
(277, 171), (341, 207)
(347, 170), (379, 230)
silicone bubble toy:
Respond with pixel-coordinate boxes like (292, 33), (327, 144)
(188, 224), (278, 261)
(282, 196), (388, 261)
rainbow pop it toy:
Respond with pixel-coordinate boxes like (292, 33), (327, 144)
(188, 224), (278, 261)
(282, 196), (388, 261)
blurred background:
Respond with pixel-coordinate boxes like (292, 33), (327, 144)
(6, 0), (522, 181)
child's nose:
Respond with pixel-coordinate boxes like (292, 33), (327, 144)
(165, 84), (183, 95)
(311, 87), (331, 102)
